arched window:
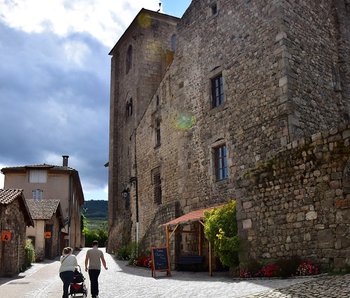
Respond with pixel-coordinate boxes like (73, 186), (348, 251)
(171, 34), (176, 52)
(126, 45), (132, 74)
(126, 98), (133, 117)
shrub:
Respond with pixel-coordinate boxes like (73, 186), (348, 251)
(240, 259), (263, 278)
(24, 239), (35, 270)
(84, 222), (108, 247)
(276, 256), (301, 278)
(116, 242), (139, 263)
(204, 200), (240, 268)
(257, 263), (281, 277)
(135, 255), (152, 268)
(296, 260), (319, 276)
(240, 258), (319, 278)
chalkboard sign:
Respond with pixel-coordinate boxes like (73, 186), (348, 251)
(151, 247), (171, 278)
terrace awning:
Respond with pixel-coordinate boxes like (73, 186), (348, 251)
(163, 205), (223, 276)
(163, 205), (222, 227)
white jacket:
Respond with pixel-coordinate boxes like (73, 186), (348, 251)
(59, 254), (78, 273)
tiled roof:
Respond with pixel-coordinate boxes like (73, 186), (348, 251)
(1, 163), (75, 172)
(0, 189), (24, 204)
(26, 199), (61, 220)
(163, 205), (224, 227)
(0, 189), (34, 226)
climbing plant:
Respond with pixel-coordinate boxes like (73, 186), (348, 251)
(204, 200), (240, 268)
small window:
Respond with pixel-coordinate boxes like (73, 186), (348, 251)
(29, 170), (47, 183)
(211, 3), (218, 15)
(126, 45), (132, 74)
(155, 119), (161, 147)
(126, 98), (133, 117)
(152, 167), (162, 204)
(214, 144), (228, 181)
(211, 74), (224, 108)
(32, 189), (43, 200)
(156, 95), (160, 106)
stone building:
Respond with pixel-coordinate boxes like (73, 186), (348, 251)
(26, 199), (63, 260)
(0, 189), (34, 277)
(108, 1), (350, 269)
(1, 156), (84, 251)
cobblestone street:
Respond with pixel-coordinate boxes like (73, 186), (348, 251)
(0, 249), (349, 298)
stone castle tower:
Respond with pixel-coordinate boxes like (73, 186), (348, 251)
(107, 9), (179, 252)
(108, 1), (350, 268)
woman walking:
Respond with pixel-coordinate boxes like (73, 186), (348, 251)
(59, 247), (78, 298)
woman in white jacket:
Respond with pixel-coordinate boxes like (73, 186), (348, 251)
(59, 247), (78, 298)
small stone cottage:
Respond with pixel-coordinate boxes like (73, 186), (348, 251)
(26, 199), (63, 260)
(0, 189), (33, 277)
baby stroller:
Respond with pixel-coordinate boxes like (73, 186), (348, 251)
(69, 265), (88, 297)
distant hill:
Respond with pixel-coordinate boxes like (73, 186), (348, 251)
(83, 200), (108, 219)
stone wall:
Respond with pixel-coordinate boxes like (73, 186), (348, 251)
(280, 0), (350, 138)
(109, 1), (350, 266)
(238, 125), (350, 268)
(0, 199), (28, 276)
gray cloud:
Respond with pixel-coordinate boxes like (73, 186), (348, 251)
(0, 22), (110, 198)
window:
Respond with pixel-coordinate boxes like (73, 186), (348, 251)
(126, 44), (132, 74)
(211, 74), (224, 107)
(29, 170), (47, 183)
(211, 3), (218, 15)
(214, 144), (228, 181)
(155, 119), (161, 147)
(152, 167), (162, 204)
(32, 189), (43, 200)
(126, 98), (133, 117)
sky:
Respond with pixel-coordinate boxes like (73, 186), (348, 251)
(0, 0), (191, 200)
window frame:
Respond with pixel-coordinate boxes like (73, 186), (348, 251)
(32, 189), (43, 200)
(29, 170), (47, 183)
(211, 73), (224, 108)
(213, 144), (228, 181)
(155, 118), (161, 148)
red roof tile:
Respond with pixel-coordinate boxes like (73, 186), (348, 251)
(163, 205), (223, 227)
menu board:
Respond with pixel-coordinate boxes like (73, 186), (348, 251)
(151, 247), (171, 278)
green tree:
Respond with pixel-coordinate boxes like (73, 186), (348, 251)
(204, 200), (240, 267)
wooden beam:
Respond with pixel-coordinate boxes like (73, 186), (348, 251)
(198, 222), (202, 256)
(169, 224), (179, 239)
(165, 225), (170, 250)
(209, 241), (212, 276)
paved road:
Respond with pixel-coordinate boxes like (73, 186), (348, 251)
(0, 248), (349, 297)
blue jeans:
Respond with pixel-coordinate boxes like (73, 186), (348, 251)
(88, 269), (101, 296)
(60, 271), (74, 298)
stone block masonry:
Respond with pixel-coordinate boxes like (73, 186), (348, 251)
(108, 0), (350, 269)
(238, 124), (350, 269)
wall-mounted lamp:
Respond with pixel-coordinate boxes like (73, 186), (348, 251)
(121, 188), (130, 210)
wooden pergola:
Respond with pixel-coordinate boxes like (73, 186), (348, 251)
(162, 206), (222, 276)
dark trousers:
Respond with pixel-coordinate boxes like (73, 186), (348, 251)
(88, 269), (101, 296)
(60, 271), (74, 298)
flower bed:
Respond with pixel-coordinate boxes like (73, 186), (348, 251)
(239, 258), (319, 278)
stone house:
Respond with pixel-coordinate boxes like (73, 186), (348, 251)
(26, 199), (63, 260)
(108, 1), (350, 269)
(1, 156), (84, 251)
(0, 189), (34, 277)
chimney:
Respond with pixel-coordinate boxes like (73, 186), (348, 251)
(62, 155), (69, 167)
